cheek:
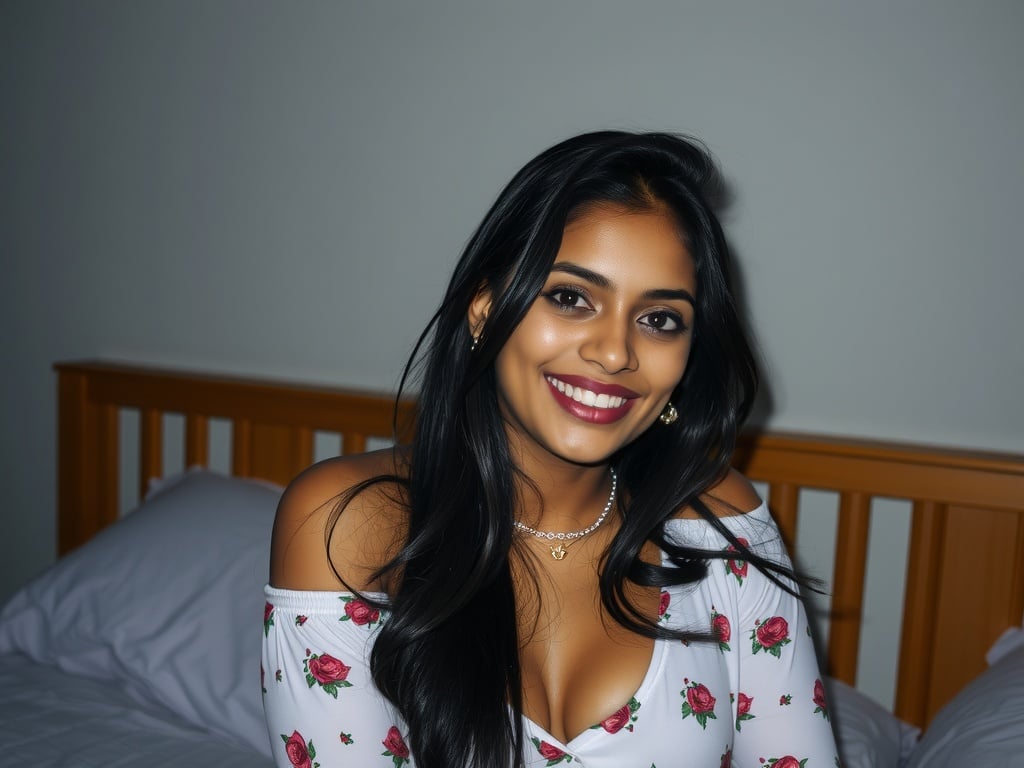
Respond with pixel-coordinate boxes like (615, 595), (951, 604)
(502, 314), (576, 364)
(647, 340), (692, 391)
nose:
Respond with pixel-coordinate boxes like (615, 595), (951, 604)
(579, 316), (638, 374)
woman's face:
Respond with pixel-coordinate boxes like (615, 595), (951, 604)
(481, 204), (697, 469)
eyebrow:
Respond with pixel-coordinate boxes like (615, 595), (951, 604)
(549, 262), (696, 306)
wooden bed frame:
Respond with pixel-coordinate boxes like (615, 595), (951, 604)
(55, 360), (1024, 730)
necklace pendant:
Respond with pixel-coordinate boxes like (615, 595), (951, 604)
(550, 544), (568, 561)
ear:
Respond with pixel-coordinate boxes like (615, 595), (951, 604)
(467, 285), (492, 338)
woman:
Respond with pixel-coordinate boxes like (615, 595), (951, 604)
(263, 132), (839, 767)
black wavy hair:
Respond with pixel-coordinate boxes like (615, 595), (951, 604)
(332, 131), (793, 767)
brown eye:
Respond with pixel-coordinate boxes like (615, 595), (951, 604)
(543, 287), (592, 311)
(639, 310), (686, 334)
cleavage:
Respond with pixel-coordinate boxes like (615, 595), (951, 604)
(516, 555), (660, 744)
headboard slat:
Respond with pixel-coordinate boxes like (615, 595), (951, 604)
(895, 500), (946, 725)
(232, 419), (253, 477)
(342, 432), (367, 456)
(185, 414), (209, 468)
(246, 423), (313, 488)
(139, 408), (163, 498)
(767, 482), (799, 553)
(97, 403), (119, 538)
(827, 491), (871, 685)
(58, 368), (94, 556)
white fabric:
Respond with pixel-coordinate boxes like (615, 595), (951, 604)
(0, 652), (273, 768)
(825, 677), (919, 768)
(0, 469), (282, 757)
(905, 643), (1024, 768)
(263, 503), (840, 767)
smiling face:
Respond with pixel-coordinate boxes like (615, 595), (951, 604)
(472, 204), (697, 470)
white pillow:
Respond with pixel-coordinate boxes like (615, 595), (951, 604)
(0, 469), (281, 757)
(826, 677), (919, 768)
(905, 643), (1024, 768)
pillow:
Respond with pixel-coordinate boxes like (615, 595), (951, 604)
(826, 677), (920, 768)
(905, 642), (1024, 768)
(985, 624), (1024, 665)
(0, 469), (281, 757)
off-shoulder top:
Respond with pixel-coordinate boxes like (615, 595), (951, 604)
(262, 502), (839, 767)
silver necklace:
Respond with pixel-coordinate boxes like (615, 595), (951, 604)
(514, 468), (617, 561)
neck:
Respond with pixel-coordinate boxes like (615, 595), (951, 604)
(513, 460), (615, 532)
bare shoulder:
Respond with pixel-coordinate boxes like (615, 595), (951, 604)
(677, 468), (762, 519)
(269, 448), (408, 593)
(705, 468), (762, 516)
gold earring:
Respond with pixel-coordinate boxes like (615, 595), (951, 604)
(470, 316), (487, 352)
(658, 402), (678, 425)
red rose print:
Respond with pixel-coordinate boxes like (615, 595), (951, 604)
(737, 692), (752, 716)
(263, 602), (275, 636)
(735, 691), (755, 731)
(308, 653), (351, 685)
(712, 609), (731, 651)
(713, 613), (730, 643)
(721, 748), (732, 768)
(539, 742), (565, 759)
(592, 696), (641, 734)
(725, 537), (750, 584)
(751, 616), (792, 658)
(304, 651), (354, 698)
(659, 591), (671, 616)
(295, 615), (308, 626)
(688, 684), (716, 713)
(601, 705), (631, 733)
(344, 599), (381, 625)
(813, 678), (829, 719)
(339, 731), (353, 745)
(340, 595), (382, 626)
(768, 757), (802, 768)
(281, 731), (318, 768)
(681, 680), (718, 729)
(382, 726), (410, 760)
(757, 617), (789, 647)
(779, 694), (792, 706)
(530, 737), (573, 765)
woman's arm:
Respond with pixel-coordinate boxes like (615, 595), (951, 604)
(262, 589), (412, 767)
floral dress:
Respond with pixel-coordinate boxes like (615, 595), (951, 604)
(262, 502), (839, 767)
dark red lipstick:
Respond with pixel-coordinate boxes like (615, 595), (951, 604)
(544, 374), (639, 425)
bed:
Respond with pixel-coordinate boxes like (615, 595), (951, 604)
(0, 360), (1021, 767)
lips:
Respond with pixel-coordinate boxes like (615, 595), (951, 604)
(545, 374), (639, 424)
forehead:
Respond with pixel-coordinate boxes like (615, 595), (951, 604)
(555, 205), (696, 287)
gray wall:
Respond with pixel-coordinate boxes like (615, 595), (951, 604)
(3, 0), (1022, 705)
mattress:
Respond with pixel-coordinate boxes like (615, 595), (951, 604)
(0, 653), (273, 768)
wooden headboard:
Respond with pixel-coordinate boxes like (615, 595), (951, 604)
(56, 361), (414, 555)
(54, 360), (1024, 728)
(734, 433), (1024, 727)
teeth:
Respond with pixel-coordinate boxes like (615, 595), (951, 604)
(547, 377), (626, 409)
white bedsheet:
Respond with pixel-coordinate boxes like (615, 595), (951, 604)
(0, 653), (273, 768)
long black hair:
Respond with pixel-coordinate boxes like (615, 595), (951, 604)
(333, 132), (791, 767)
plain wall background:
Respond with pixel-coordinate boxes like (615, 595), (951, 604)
(2, 1), (1022, 707)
